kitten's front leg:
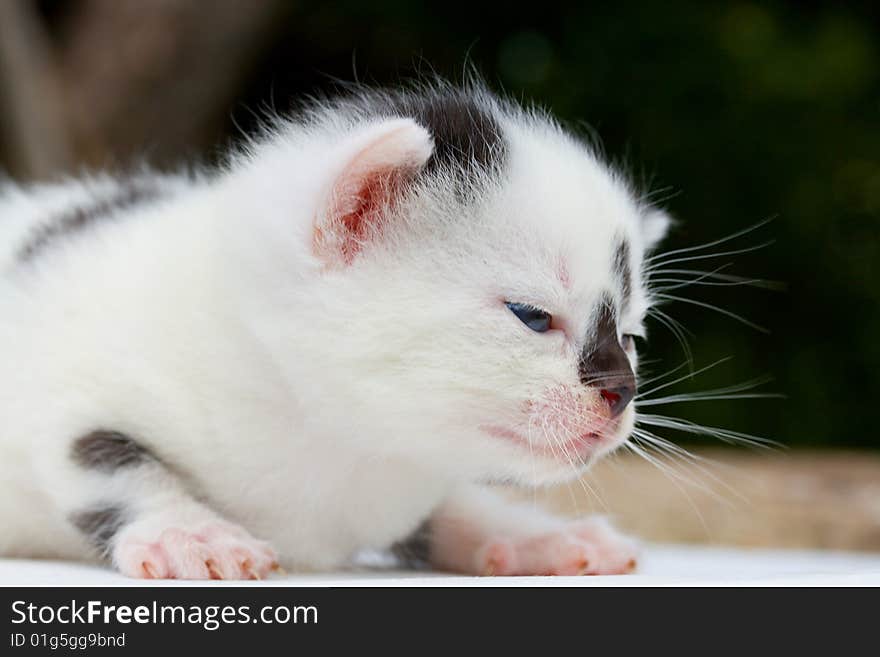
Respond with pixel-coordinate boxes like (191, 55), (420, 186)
(423, 485), (639, 576)
(63, 430), (278, 579)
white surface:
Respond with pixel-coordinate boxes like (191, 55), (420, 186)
(2, 544), (880, 586)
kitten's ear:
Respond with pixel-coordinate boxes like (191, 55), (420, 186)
(641, 208), (673, 251)
(313, 118), (434, 266)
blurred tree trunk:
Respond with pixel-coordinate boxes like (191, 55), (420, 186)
(0, 0), (73, 179)
(0, 0), (290, 180)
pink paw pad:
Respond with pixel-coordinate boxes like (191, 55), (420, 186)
(114, 522), (279, 580)
(571, 519), (640, 575)
(479, 521), (639, 576)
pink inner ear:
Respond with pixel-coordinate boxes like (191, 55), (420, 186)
(314, 161), (417, 267)
(331, 166), (403, 265)
(313, 120), (433, 267)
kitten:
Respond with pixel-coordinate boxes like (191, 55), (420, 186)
(0, 82), (670, 578)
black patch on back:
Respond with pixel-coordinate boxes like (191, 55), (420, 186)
(613, 238), (633, 308)
(361, 87), (507, 182)
(70, 505), (126, 555)
(390, 520), (432, 569)
(18, 179), (161, 262)
(72, 430), (154, 472)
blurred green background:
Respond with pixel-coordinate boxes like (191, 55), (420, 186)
(2, 1), (878, 449)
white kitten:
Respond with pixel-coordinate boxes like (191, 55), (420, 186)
(0, 82), (668, 578)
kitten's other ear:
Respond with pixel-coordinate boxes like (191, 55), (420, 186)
(313, 118), (434, 266)
(641, 208), (673, 251)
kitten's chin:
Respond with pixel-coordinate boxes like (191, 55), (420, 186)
(500, 452), (599, 488)
(480, 417), (633, 486)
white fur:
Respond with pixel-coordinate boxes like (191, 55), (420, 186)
(0, 85), (668, 576)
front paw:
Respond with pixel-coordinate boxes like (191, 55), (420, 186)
(114, 520), (279, 580)
(477, 518), (639, 576)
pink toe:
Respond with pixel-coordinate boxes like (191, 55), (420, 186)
(479, 540), (516, 576)
(159, 529), (211, 579)
(115, 542), (170, 579)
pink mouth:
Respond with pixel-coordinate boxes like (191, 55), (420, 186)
(482, 386), (624, 461)
(480, 424), (607, 460)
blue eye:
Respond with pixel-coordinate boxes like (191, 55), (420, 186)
(506, 302), (552, 333)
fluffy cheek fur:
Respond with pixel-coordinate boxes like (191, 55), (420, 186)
(322, 254), (633, 486)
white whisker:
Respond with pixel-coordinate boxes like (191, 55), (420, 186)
(637, 413), (781, 448)
(646, 240), (775, 271)
(646, 307), (694, 365)
(636, 357), (732, 399)
(630, 428), (746, 505)
(654, 293), (769, 333)
(636, 390), (782, 407)
(622, 440), (712, 534)
(646, 217), (774, 264)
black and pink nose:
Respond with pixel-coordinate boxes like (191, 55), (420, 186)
(581, 351), (637, 419)
(599, 384), (636, 419)
(579, 304), (637, 419)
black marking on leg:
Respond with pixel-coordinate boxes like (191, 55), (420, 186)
(390, 520), (432, 569)
(17, 179), (162, 262)
(70, 505), (126, 556)
(72, 430), (154, 472)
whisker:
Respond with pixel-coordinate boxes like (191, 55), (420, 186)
(636, 387), (783, 406)
(637, 413), (782, 448)
(630, 428), (746, 505)
(654, 293), (769, 333)
(630, 434), (741, 507)
(646, 307), (694, 365)
(645, 217), (775, 264)
(636, 360), (689, 389)
(546, 416), (596, 513)
(647, 266), (783, 291)
(636, 357), (732, 399)
(637, 185), (681, 207)
(652, 277), (768, 291)
(649, 262), (737, 286)
(622, 440), (712, 533)
(646, 240), (775, 271)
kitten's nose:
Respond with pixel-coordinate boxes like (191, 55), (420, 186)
(579, 303), (637, 419)
(599, 384), (635, 419)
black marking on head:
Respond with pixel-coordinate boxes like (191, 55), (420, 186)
(613, 238), (633, 308)
(399, 92), (505, 176)
(70, 505), (126, 556)
(357, 87), (507, 183)
(72, 430), (154, 472)
(390, 520), (432, 569)
(578, 298), (636, 393)
(18, 179), (162, 262)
